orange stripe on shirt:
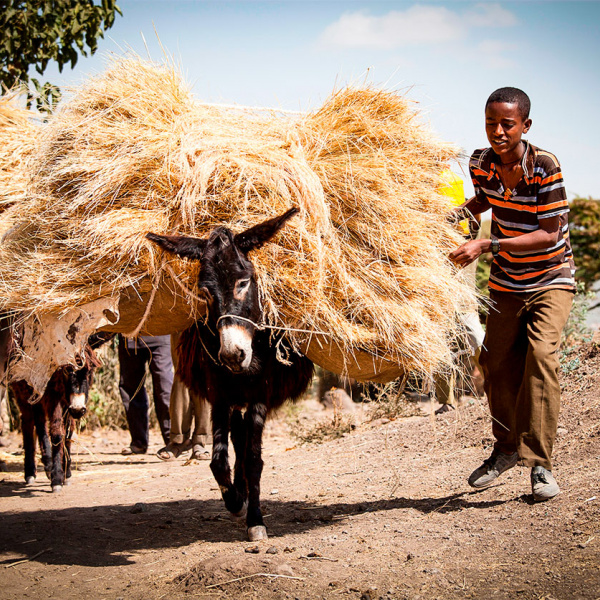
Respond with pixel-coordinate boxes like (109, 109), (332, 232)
(538, 199), (568, 212)
(488, 280), (520, 292)
(541, 172), (563, 185)
(496, 262), (565, 281)
(488, 197), (538, 212)
(501, 246), (566, 263)
(495, 223), (523, 238)
(489, 281), (574, 293)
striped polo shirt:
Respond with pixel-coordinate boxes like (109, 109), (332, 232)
(469, 141), (576, 293)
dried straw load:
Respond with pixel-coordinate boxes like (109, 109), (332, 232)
(0, 58), (476, 382)
(0, 92), (39, 214)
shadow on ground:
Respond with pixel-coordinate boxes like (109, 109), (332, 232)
(0, 489), (510, 568)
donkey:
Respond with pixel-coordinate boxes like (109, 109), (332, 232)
(147, 208), (314, 541)
(11, 333), (111, 491)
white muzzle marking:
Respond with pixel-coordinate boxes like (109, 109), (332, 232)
(219, 324), (253, 370)
(70, 393), (86, 412)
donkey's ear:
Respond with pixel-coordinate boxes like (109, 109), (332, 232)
(146, 233), (207, 260)
(234, 207), (299, 253)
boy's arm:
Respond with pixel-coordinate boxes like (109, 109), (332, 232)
(449, 216), (560, 267)
(461, 195), (489, 217)
(448, 196), (487, 227)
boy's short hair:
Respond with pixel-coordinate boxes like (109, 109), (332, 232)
(486, 87), (531, 119)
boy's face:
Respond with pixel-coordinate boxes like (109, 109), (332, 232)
(485, 101), (532, 159)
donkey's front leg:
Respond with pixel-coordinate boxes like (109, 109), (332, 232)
(64, 415), (75, 483)
(48, 401), (66, 493)
(230, 408), (248, 513)
(210, 404), (245, 515)
(18, 399), (38, 484)
(245, 402), (268, 541)
(34, 403), (52, 480)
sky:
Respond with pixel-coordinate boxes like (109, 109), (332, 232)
(42, 0), (600, 200)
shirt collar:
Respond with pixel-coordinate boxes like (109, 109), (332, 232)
(489, 140), (534, 183)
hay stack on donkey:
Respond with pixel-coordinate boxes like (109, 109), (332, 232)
(0, 58), (478, 537)
(0, 57), (477, 390)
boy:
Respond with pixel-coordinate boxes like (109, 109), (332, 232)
(449, 87), (575, 501)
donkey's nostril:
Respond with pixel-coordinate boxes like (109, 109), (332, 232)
(237, 348), (246, 362)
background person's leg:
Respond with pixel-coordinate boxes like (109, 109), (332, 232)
(167, 333), (193, 447)
(118, 337), (151, 452)
(146, 335), (173, 445)
(190, 390), (211, 448)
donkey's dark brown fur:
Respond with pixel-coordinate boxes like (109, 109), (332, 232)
(147, 208), (313, 540)
(12, 334), (108, 491)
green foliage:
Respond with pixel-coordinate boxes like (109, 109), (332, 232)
(475, 219), (492, 297)
(562, 282), (594, 348)
(78, 336), (125, 430)
(82, 336), (160, 431)
(0, 0), (122, 110)
(366, 381), (422, 421)
(569, 197), (600, 290)
(288, 409), (356, 444)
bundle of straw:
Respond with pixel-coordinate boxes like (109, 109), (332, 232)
(0, 92), (39, 214)
(0, 57), (474, 380)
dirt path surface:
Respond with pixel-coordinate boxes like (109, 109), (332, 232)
(1, 343), (599, 600)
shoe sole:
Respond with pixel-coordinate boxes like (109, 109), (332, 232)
(533, 489), (559, 502)
(468, 459), (518, 489)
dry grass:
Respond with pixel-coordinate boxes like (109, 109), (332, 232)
(0, 56), (476, 380)
(0, 91), (39, 214)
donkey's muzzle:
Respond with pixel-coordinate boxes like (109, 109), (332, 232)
(68, 393), (87, 419)
(218, 324), (253, 372)
(68, 406), (87, 419)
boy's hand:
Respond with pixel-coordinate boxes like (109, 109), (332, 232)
(449, 239), (490, 267)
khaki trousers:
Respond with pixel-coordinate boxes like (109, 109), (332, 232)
(169, 334), (211, 447)
(480, 288), (573, 470)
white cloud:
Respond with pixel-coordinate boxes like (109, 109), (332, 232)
(465, 3), (519, 28)
(477, 40), (516, 69)
(320, 3), (518, 49)
(321, 6), (464, 48)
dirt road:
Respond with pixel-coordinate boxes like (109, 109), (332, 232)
(1, 343), (599, 600)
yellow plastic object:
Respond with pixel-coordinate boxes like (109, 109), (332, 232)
(439, 170), (468, 235)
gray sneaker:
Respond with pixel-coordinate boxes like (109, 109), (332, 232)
(531, 466), (559, 501)
(468, 451), (518, 489)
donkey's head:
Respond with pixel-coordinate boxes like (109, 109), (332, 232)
(65, 334), (107, 418)
(147, 208), (298, 373)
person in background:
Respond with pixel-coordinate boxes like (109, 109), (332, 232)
(156, 332), (211, 461)
(119, 334), (172, 455)
(450, 87), (575, 501)
(436, 170), (485, 413)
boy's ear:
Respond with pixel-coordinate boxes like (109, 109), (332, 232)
(146, 232), (207, 260)
(524, 117), (532, 134)
(234, 207), (299, 254)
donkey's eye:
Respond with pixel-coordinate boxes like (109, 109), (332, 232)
(234, 278), (251, 298)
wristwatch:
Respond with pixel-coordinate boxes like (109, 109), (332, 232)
(491, 237), (501, 257)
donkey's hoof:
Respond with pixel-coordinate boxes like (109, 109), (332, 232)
(63, 478), (72, 486)
(247, 526), (268, 541)
(25, 476), (36, 485)
(52, 484), (63, 493)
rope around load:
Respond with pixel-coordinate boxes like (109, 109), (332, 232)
(122, 258), (166, 338)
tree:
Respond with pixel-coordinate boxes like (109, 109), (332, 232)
(569, 197), (600, 289)
(0, 0), (122, 110)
